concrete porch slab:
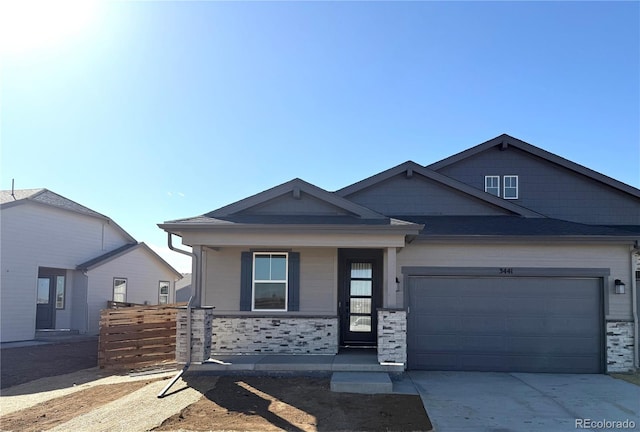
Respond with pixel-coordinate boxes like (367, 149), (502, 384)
(254, 354), (334, 372)
(330, 372), (393, 394)
(185, 350), (405, 374)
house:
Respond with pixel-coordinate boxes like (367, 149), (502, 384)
(175, 273), (193, 303)
(159, 134), (640, 373)
(0, 189), (182, 342)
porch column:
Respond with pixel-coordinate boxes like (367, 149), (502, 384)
(385, 247), (397, 308)
(192, 245), (203, 307)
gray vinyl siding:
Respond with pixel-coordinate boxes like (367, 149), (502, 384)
(0, 202), (177, 341)
(0, 203), (131, 342)
(242, 192), (350, 215)
(85, 246), (179, 334)
(203, 247), (337, 315)
(435, 146), (640, 225)
(343, 173), (513, 216)
(397, 242), (632, 320)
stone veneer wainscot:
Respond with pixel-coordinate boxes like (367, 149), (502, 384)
(377, 309), (407, 365)
(176, 308), (214, 363)
(606, 321), (635, 373)
(210, 315), (338, 355)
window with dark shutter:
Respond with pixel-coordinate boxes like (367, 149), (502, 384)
(240, 251), (300, 312)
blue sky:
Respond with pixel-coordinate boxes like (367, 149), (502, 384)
(2, 1), (639, 272)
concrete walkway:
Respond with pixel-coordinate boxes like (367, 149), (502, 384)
(410, 371), (640, 432)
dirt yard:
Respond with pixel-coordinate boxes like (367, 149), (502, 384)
(1, 339), (98, 389)
(1, 340), (432, 431)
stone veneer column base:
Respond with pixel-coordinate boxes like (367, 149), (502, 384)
(211, 316), (338, 355)
(377, 309), (406, 366)
(176, 308), (214, 364)
(606, 321), (635, 373)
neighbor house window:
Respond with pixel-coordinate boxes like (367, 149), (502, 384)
(252, 252), (288, 311)
(159, 281), (170, 304)
(55, 275), (65, 309)
(113, 278), (127, 302)
(485, 176), (500, 196)
(503, 175), (518, 199)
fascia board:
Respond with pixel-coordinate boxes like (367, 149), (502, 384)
(412, 235), (638, 244)
(158, 222), (424, 235)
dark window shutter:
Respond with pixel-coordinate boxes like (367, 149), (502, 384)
(240, 252), (252, 311)
(288, 252), (300, 311)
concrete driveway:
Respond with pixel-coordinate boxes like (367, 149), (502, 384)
(409, 371), (639, 432)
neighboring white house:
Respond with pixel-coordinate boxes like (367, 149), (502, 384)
(0, 188), (182, 342)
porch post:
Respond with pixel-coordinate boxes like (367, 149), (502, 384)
(385, 247), (397, 308)
(193, 245), (203, 307)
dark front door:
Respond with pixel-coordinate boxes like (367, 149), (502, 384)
(36, 268), (65, 330)
(36, 277), (55, 329)
(338, 249), (382, 347)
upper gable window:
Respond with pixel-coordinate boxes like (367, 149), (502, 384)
(503, 175), (518, 199)
(485, 176), (500, 197)
(253, 252), (288, 311)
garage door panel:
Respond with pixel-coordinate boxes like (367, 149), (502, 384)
(506, 317), (597, 335)
(407, 275), (603, 373)
(507, 336), (600, 355)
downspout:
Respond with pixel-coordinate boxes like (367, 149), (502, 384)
(158, 232), (200, 398)
(632, 242), (639, 369)
(167, 233), (201, 307)
(158, 295), (193, 398)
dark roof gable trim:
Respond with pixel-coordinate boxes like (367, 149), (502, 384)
(208, 178), (388, 220)
(335, 161), (543, 218)
(428, 134), (640, 199)
(77, 242), (183, 278)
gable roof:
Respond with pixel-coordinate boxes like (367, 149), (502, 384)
(335, 161), (544, 218)
(160, 178), (424, 235)
(77, 242), (183, 278)
(1, 188), (136, 243)
(427, 134), (640, 199)
(209, 178), (387, 221)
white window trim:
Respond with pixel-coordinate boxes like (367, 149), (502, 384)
(252, 252), (288, 312)
(113, 277), (127, 302)
(159, 281), (170, 304)
(484, 175), (500, 197)
(503, 175), (519, 199)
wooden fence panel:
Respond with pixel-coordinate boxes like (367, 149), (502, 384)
(99, 303), (185, 370)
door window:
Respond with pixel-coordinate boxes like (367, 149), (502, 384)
(37, 278), (50, 304)
(349, 262), (373, 332)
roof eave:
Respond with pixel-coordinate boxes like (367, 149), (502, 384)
(413, 234), (638, 244)
(158, 222), (424, 235)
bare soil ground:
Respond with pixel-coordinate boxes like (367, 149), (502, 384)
(1, 341), (433, 431)
(1, 339), (98, 389)
(1, 379), (157, 431)
(159, 375), (431, 432)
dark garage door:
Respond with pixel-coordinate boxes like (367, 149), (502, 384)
(407, 276), (603, 373)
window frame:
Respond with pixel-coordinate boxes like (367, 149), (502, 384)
(158, 281), (170, 304)
(484, 175), (500, 197)
(55, 275), (65, 309)
(113, 278), (127, 303)
(503, 175), (519, 199)
(252, 252), (289, 312)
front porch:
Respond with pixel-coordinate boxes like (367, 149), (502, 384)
(176, 308), (407, 372)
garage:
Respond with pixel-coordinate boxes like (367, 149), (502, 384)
(407, 274), (603, 373)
